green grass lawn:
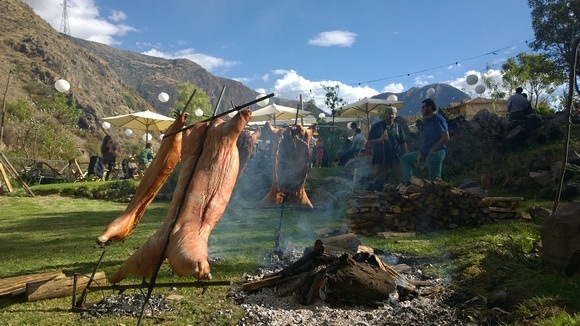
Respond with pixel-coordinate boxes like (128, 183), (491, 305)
(0, 193), (347, 325)
(0, 176), (579, 325)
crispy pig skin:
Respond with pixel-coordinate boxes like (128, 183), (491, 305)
(236, 129), (262, 179)
(109, 110), (251, 283)
(258, 122), (314, 208)
(96, 113), (188, 245)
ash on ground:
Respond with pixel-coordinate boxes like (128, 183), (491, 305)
(229, 245), (474, 326)
(79, 292), (173, 320)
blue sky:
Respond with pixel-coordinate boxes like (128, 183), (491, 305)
(24, 0), (536, 110)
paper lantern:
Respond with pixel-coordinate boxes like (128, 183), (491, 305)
(54, 79), (70, 93)
(466, 74), (478, 86)
(194, 108), (204, 117)
(158, 92), (169, 103)
(387, 95), (398, 101)
(256, 93), (269, 107)
(101, 121), (111, 130)
(426, 88), (435, 97)
(142, 133), (152, 142)
(124, 129), (133, 137)
(318, 113), (326, 118)
(475, 85), (486, 95)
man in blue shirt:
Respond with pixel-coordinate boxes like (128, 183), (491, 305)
(400, 98), (450, 182)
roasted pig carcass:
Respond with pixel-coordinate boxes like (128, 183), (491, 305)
(96, 113), (188, 245)
(257, 122), (315, 209)
(236, 129), (261, 179)
(109, 109), (252, 283)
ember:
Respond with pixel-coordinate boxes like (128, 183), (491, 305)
(80, 293), (172, 319)
(233, 235), (472, 325)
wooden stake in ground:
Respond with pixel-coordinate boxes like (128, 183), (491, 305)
(0, 162), (12, 192)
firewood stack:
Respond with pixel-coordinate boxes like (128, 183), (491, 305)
(346, 178), (497, 234)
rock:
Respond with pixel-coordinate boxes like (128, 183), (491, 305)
(317, 176), (353, 201)
(529, 170), (553, 187)
(541, 198), (580, 276)
(343, 156), (373, 178)
(309, 188), (340, 210)
(528, 156), (552, 171)
(464, 187), (487, 197)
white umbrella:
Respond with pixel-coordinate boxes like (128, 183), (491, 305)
(251, 103), (311, 124)
(103, 110), (175, 146)
(337, 98), (404, 135)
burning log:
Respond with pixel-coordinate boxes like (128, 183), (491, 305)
(320, 253), (396, 305)
(257, 122), (315, 209)
(243, 237), (416, 306)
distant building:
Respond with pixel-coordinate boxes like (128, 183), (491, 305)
(447, 97), (508, 118)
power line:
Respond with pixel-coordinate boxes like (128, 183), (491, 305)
(274, 39), (535, 99)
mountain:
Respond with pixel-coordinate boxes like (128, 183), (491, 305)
(69, 38), (270, 118)
(0, 0), (468, 159)
(0, 0), (286, 138)
(375, 84), (470, 116)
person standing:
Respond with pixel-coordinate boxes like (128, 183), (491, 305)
(101, 134), (121, 180)
(367, 106), (407, 189)
(138, 142), (155, 172)
(507, 87), (533, 121)
(400, 98), (450, 182)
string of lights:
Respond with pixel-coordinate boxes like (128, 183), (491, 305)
(272, 38), (536, 100)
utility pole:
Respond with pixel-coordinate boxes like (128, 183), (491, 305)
(60, 0), (70, 36)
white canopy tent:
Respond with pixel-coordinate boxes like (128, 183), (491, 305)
(336, 98), (404, 136)
(250, 103), (311, 124)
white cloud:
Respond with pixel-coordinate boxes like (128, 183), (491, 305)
(380, 83), (405, 94)
(266, 70), (379, 112)
(108, 10), (127, 22)
(260, 74), (270, 83)
(23, 0), (137, 46)
(308, 30), (357, 47)
(414, 75), (435, 86)
(142, 48), (237, 72)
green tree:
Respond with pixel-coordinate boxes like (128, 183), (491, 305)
(36, 93), (80, 125)
(322, 84), (346, 121)
(482, 65), (507, 101)
(5, 96), (79, 160)
(173, 82), (212, 122)
(317, 85), (346, 165)
(501, 52), (565, 107)
(528, 0), (580, 91)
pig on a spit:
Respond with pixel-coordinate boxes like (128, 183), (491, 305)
(96, 112), (189, 245)
(257, 122), (316, 209)
(109, 109), (252, 283)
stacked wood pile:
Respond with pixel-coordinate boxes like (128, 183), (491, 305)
(0, 270), (106, 302)
(346, 178), (524, 234)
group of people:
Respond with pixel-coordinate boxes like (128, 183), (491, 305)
(367, 99), (450, 190)
(507, 86), (533, 122)
(99, 135), (155, 180)
(362, 85), (531, 189)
